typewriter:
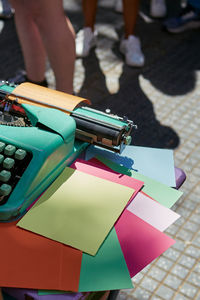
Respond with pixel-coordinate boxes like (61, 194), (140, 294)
(0, 81), (135, 221)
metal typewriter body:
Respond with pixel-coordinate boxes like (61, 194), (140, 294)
(0, 82), (135, 221)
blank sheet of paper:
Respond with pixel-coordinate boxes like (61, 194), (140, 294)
(17, 167), (134, 256)
(115, 210), (175, 277)
(127, 192), (180, 231)
(96, 156), (183, 208)
(85, 145), (176, 186)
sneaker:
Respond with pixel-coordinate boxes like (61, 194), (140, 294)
(75, 27), (97, 58)
(120, 35), (145, 67)
(163, 4), (200, 33)
(150, 0), (166, 18)
(114, 0), (123, 13)
(0, 0), (14, 19)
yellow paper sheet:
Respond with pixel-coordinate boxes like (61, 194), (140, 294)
(17, 167), (134, 256)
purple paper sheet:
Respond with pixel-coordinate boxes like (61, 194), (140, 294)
(3, 288), (87, 300)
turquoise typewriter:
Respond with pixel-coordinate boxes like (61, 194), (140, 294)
(0, 81), (135, 221)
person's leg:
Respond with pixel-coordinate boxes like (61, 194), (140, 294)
(122, 0), (140, 38)
(10, 0), (47, 83)
(76, 0), (98, 57)
(30, 0), (75, 94)
(10, 0), (75, 93)
(120, 0), (144, 67)
(82, 0), (98, 31)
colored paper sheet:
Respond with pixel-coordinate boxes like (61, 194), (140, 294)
(17, 167), (134, 256)
(79, 228), (133, 292)
(38, 229), (133, 294)
(0, 221), (81, 291)
(95, 156), (183, 208)
(85, 145), (176, 187)
(115, 210), (175, 278)
(70, 158), (144, 205)
(3, 288), (87, 300)
(127, 192), (180, 231)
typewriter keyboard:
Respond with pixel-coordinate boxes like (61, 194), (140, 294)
(0, 140), (32, 205)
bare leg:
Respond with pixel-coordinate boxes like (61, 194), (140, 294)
(34, 0), (75, 93)
(82, 0), (98, 30)
(122, 0), (140, 38)
(10, 0), (75, 94)
(10, 0), (46, 83)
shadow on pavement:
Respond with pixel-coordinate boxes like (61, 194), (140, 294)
(0, 0), (200, 150)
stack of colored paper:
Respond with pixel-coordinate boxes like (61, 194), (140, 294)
(1, 145), (183, 299)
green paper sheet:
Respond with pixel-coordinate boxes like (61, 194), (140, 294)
(79, 228), (133, 292)
(17, 167), (134, 256)
(39, 229), (133, 294)
(38, 290), (69, 295)
(96, 156), (183, 208)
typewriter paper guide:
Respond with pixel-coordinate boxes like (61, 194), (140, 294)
(10, 82), (91, 114)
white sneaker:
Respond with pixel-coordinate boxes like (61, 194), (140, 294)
(114, 0), (123, 13)
(120, 35), (145, 67)
(76, 27), (97, 58)
(150, 0), (167, 18)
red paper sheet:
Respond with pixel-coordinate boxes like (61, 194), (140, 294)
(0, 221), (82, 291)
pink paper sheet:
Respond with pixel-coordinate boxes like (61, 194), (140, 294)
(70, 159), (144, 205)
(115, 210), (175, 278)
(127, 192), (180, 232)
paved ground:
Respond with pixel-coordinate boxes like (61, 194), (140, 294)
(0, 0), (199, 299)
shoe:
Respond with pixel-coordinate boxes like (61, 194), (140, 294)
(120, 35), (145, 67)
(163, 4), (200, 33)
(7, 70), (48, 87)
(114, 0), (123, 13)
(0, 0), (14, 19)
(150, 0), (166, 18)
(75, 27), (97, 58)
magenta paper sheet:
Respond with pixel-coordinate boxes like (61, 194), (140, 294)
(115, 210), (175, 278)
(70, 159), (144, 204)
(127, 192), (180, 232)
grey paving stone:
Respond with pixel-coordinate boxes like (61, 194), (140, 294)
(131, 287), (152, 300)
(193, 263), (200, 274)
(163, 248), (181, 262)
(156, 257), (175, 272)
(132, 272), (144, 285)
(148, 266), (167, 281)
(171, 264), (190, 279)
(190, 214), (200, 225)
(179, 282), (199, 298)
(155, 285), (175, 300)
(164, 274), (182, 290)
(176, 229), (195, 242)
(187, 272), (200, 287)
(178, 255), (196, 269)
(173, 294), (189, 300)
(185, 246), (200, 259)
(140, 276), (159, 293)
(192, 234), (200, 247)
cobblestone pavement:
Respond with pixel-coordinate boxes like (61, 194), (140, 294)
(0, 0), (199, 299)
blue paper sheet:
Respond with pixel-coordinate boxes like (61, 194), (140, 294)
(85, 145), (176, 187)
